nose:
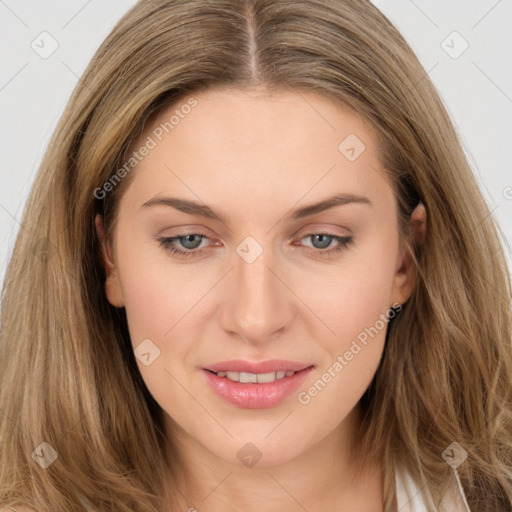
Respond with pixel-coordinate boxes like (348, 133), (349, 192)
(219, 243), (294, 344)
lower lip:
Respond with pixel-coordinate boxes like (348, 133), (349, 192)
(202, 367), (314, 409)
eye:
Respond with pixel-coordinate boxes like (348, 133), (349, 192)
(157, 232), (210, 257)
(157, 231), (353, 259)
(298, 233), (353, 256)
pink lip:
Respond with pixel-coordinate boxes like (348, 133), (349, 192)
(202, 359), (315, 409)
(204, 359), (313, 374)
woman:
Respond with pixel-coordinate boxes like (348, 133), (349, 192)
(0, 1), (511, 511)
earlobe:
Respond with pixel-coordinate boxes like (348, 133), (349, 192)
(94, 214), (125, 308)
(390, 203), (427, 306)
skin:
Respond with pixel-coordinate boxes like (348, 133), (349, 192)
(96, 86), (426, 511)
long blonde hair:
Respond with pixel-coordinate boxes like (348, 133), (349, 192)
(1, 0), (511, 510)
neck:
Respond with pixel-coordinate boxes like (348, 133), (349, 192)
(161, 404), (383, 512)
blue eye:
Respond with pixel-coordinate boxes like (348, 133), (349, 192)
(302, 233), (353, 253)
(157, 232), (353, 258)
(157, 232), (208, 257)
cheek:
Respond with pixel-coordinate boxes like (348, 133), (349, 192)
(306, 234), (399, 347)
(293, 239), (399, 430)
(117, 259), (202, 410)
(115, 234), (205, 343)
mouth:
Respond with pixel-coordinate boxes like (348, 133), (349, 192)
(203, 358), (313, 375)
(205, 369), (302, 383)
(201, 359), (315, 409)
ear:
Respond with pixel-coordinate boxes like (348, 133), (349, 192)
(95, 214), (125, 308)
(390, 203), (427, 306)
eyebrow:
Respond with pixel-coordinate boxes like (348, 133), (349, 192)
(141, 193), (372, 223)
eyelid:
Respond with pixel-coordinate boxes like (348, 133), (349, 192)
(292, 223), (352, 239)
(158, 227), (348, 247)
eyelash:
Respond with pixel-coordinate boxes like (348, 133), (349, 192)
(157, 231), (353, 258)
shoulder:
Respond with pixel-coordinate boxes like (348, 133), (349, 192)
(395, 466), (470, 512)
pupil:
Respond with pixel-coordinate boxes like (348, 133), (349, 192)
(314, 234), (331, 249)
(182, 234), (202, 249)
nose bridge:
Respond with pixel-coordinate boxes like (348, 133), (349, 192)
(220, 236), (291, 340)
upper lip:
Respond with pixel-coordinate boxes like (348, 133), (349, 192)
(203, 359), (314, 374)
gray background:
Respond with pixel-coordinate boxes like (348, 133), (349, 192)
(1, 0), (511, 292)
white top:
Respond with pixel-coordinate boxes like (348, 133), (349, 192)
(396, 465), (471, 512)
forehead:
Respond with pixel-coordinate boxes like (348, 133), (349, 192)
(120, 87), (393, 219)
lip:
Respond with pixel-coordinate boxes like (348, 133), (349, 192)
(203, 359), (313, 374)
(202, 360), (315, 409)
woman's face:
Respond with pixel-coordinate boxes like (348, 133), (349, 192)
(99, 87), (414, 467)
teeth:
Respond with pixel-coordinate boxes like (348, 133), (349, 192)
(256, 371), (277, 383)
(216, 370), (297, 383)
(239, 372), (257, 383)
